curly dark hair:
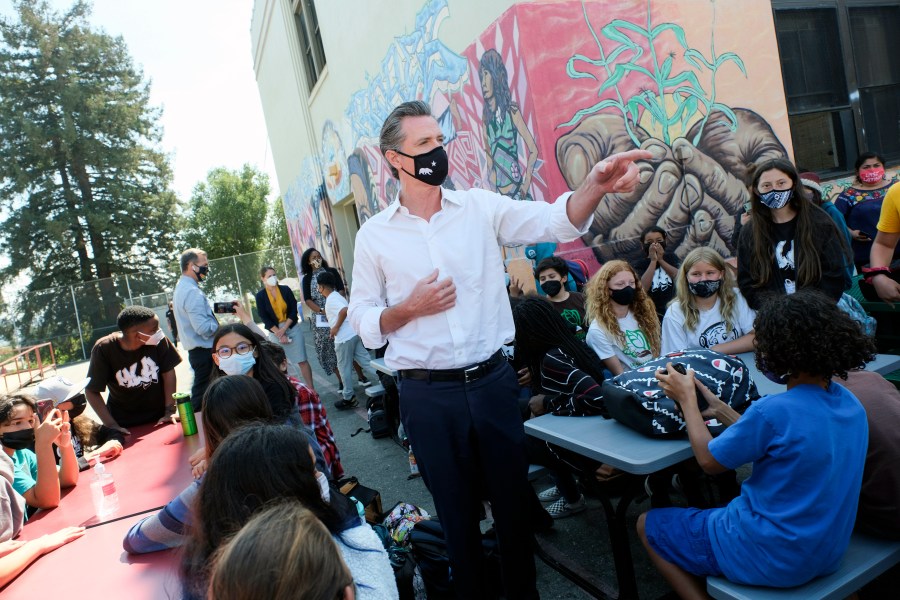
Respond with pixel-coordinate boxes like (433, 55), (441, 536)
(753, 289), (876, 381)
(299, 247), (328, 276)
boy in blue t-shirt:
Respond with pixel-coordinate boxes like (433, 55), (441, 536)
(639, 290), (874, 595)
(0, 394), (79, 511)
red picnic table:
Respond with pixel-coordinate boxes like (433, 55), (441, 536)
(3, 418), (203, 595)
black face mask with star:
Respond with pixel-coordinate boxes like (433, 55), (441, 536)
(396, 146), (449, 187)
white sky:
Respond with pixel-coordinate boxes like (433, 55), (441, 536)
(2, 0), (279, 202)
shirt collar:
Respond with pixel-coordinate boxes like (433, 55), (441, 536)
(179, 274), (199, 288)
(385, 187), (461, 220)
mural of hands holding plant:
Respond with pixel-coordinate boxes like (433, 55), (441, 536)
(556, 6), (786, 262)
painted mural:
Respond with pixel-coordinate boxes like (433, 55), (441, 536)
(280, 0), (796, 282)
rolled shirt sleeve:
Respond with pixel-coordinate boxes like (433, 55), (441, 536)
(490, 191), (593, 246)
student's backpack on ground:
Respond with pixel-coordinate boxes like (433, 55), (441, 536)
(366, 394), (393, 439)
(408, 519), (503, 599)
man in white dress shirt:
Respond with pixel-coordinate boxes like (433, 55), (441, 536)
(348, 100), (649, 599)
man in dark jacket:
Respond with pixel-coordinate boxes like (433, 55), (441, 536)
(255, 266), (315, 389)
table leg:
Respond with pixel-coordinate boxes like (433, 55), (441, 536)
(596, 482), (643, 600)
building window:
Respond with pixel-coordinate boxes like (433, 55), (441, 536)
(773, 1), (899, 174)
(293, 0), (326, 91)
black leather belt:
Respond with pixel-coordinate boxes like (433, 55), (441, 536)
(399, 350), (506, 383)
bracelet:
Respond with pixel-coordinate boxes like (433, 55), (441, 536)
(862, 266), (893, 285)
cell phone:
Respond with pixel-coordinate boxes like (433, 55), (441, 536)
(662, 362), (710, 412)
(36, 399), (54, 421)
(213, 301), (236, 314)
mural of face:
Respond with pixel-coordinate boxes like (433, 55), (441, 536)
(480, 68), (494, 103)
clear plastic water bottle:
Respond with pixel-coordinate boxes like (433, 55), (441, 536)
(90, 460), (120, 517)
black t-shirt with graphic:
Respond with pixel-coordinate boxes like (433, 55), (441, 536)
(771, 218), (798, 294)
(86, 333), (182, 427)
(549, 292), (587, 340)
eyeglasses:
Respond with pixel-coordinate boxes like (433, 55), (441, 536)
(215, 342), (254, 359)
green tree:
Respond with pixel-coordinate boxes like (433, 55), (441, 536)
(184, 164), (270, 259)
(0, 1), (180, 352)
(266, 196), (291, 249)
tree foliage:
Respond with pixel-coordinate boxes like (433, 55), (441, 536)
(0, 1), (180, 348)
(184, 164), (270, 259)
(266, 196), (291, 250)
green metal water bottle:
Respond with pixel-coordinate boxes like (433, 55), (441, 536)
(174, 392), (197, 436)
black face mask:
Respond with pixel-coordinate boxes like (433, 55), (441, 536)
(610, 286), (636, 306)
(1, 429), (35, 451)
(540, 280), (563, 297)
(688, 279), (721, 299)
(396, 146), (449, 187)
(64, 396), (87, 419)
(194, 264), (209, 281)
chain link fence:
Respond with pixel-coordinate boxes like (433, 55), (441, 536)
(7, 247), (300, 366)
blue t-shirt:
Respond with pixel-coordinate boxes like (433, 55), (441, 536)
(10, 448), (38, 498)
(706, 382), (867, 587)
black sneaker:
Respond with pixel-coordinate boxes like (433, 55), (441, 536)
(335, 396), (359, 410)
(359, 377), (372, 388)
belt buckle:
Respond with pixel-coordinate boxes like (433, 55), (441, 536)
(463, 364), (482, 383)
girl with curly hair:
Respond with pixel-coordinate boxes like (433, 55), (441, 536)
(661, 247), (756, 355)
(643, 289), (876, 595)
(737, 158), (850, 309)
(584, 260), (661, 375)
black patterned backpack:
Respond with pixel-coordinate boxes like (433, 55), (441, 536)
(602, 349), (760, 437)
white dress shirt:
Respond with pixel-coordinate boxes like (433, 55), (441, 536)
(348, 187), (591, 370)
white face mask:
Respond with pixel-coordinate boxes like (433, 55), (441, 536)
(316, 471), (330, 503)
(139, 329), (166, 346)
(265, 275), (278, 286)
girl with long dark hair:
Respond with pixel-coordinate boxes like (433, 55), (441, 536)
(123, 375), (274, 553)
(736, 158), (850, 309)
(513, 298), (609, 519)
(209, 323), (329, 475)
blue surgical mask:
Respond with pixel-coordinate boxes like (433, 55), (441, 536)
(217, 352), (256, 376)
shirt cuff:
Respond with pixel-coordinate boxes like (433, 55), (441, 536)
(356, 306), (389, 349)
(552, 191), (594, 241)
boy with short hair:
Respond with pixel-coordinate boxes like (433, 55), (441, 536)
(317, 271), (376, 410)
(535, 256), (587, 340)
(85, 305), (182, 434)
(0, 394), (79, 511)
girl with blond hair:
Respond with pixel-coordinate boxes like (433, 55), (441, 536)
(661, 247), (756, 355)
(584, 260), (661, 375)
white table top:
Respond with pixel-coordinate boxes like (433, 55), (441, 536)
(525, 415), (693, 475)
(370, 357), (398, 377)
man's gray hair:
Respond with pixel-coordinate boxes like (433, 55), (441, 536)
(379, 100), (433, 178)
(180, 248), (207, 272)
